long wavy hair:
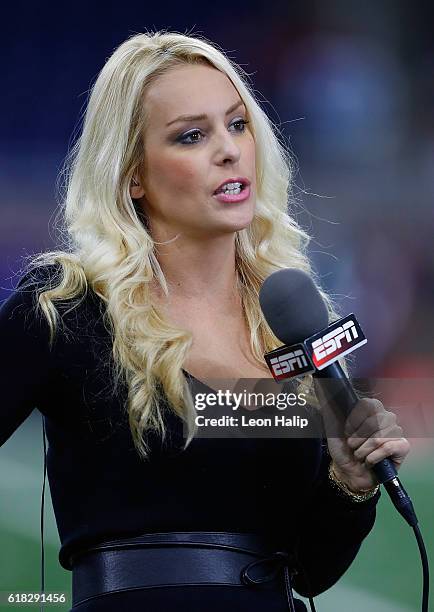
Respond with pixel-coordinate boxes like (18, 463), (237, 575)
(21, 30), (341, 460)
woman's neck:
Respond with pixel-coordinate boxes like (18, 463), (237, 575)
(152, 232), (240, 311)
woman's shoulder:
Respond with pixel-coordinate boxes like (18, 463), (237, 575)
(17, 261), (103, 309)
(2, 261), (107, 342)
(1, 262), (61, 318)
(16, 261), (63, 290)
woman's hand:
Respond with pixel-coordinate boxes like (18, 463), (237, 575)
(314, 380), (411, 492)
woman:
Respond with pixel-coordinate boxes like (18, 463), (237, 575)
(0, 31), (410, 611)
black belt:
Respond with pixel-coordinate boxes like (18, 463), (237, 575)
(71, 531), (304, 612)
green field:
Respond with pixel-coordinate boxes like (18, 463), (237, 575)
(1, 411), (432, 611)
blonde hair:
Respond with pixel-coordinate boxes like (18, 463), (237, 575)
(21, 30), (340, 460)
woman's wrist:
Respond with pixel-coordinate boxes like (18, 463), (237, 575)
(328, 461), (380, 502)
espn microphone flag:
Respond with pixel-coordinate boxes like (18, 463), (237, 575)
(264, 343), (314, 381)
(264, 314), (367, 381)
(305, 314), (367, 370)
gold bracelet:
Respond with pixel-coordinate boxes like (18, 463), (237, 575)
(328, 462), (380, 503)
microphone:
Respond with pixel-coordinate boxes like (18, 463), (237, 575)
(259, 268), (418, 527)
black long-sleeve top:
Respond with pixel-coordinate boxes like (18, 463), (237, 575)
(0, 264), (381, 597)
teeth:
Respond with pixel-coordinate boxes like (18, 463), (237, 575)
(221, 181), (242, 192)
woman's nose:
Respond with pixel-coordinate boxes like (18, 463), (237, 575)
(214, 130), (241, 165)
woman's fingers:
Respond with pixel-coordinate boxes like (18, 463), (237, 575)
(343, 398), (391, 436)
(361, 437), (411, 468)
(314, 388), (411, 478)
(348, 426), (404, 457)
(346, 421), (404, 450)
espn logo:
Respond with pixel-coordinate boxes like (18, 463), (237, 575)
(306, 315), (367, 370)
(265, 344), (314, 381)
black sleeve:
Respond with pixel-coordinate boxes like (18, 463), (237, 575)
(292, 439), (381, 597)
(0, 265), (60, 447)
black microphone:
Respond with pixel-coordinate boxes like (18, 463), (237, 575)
(259, 268), (418, 527)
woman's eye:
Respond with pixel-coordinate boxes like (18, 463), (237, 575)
(176, 118), (250, 145)
(230, 118), (249, 133)
(177, 130), (203, 145)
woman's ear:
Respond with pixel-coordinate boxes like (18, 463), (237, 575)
(130, 176), (146, 200)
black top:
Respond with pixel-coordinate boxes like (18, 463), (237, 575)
(0, 264), (380, 598)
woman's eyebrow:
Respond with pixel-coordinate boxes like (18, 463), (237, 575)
(166, 100), (245, 127)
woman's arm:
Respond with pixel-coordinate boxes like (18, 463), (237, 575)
(291, 440), (380, 597)
(0, 266), (57, 446)
(291, 379), (410, 596)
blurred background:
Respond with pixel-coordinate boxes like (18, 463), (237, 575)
(1, 1), (433, 610)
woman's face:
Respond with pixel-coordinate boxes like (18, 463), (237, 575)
(132, 62), (256, 241)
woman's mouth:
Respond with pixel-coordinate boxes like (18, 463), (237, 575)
(212, 182), (251, 203)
